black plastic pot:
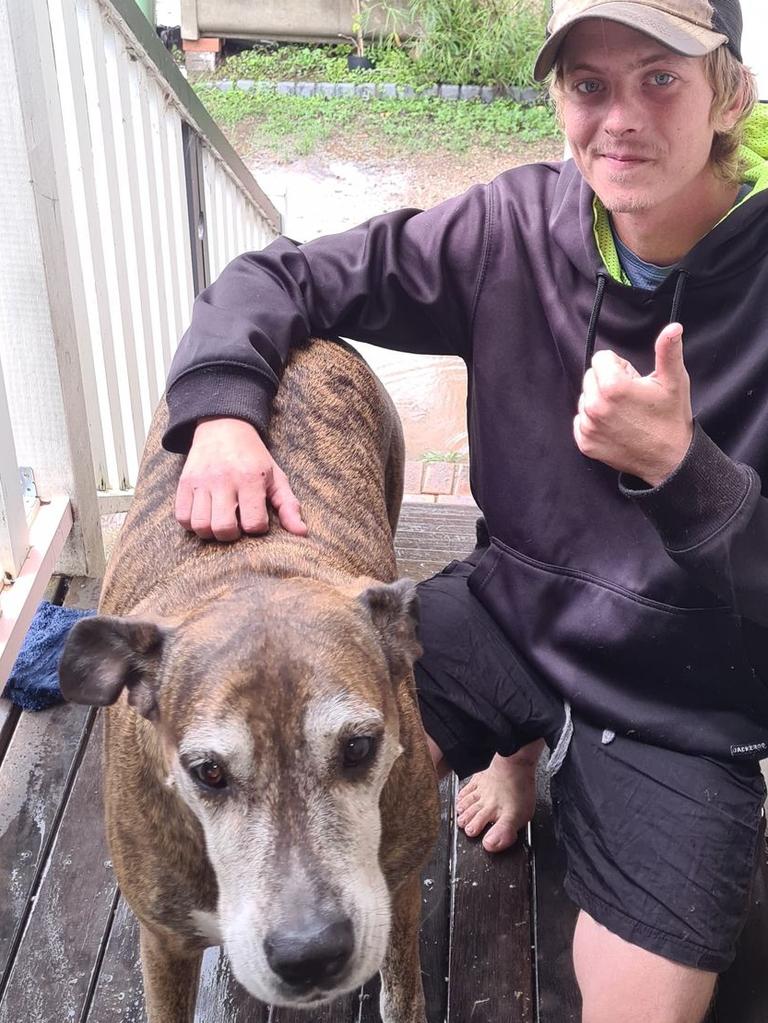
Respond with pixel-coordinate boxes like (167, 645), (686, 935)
(347, 53), (374, 71)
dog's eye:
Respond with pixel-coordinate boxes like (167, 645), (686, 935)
(191, 760), (228, 790)
(342, 736), (376, 768)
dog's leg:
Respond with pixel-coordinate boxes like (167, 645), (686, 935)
(140, 923), (203, 1023)
(379, 872), (427, 1023)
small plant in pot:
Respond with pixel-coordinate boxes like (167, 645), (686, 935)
(343, 0), (374, 70)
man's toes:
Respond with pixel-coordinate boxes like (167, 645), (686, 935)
(481, 816), (519, 853)
(456, 786), (480, 814)
(460, 803), (493, 837)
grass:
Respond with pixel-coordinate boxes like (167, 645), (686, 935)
(195, 86), (560, 162)
(208, 43), (433, 86)
(407, 0), (548, 85)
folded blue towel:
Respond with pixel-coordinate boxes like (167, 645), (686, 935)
(2, 600), (96, 711)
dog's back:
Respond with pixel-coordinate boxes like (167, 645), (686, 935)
(100, 339), (405, 618)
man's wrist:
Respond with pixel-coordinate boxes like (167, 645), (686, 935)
(636, 423), (695, 488)
(619, 422), (753, 552)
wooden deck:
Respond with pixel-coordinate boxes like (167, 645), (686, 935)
(1, 502), (768, 1022)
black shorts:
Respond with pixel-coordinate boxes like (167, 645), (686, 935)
(414, 552), (767, 973)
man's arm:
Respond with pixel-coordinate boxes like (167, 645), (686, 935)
(619, 425), (768, 627)
(575, 323), (768, 627)
(163, 188), (491, 540)
(163, 188), (491, 454)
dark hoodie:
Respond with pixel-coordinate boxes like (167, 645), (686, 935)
(164, 107), (768, 761)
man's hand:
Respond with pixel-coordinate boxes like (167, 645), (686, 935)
(175, 417), (307, 541)
(574, 323), (694, 487)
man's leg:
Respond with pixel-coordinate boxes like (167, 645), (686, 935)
(573, 911), (716, 1023)
(456, 743), (544, 852)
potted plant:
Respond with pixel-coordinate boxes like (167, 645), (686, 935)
(343, 0), (374, 70)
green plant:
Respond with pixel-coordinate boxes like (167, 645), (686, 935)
(422, 450), (465, 462)
(405, 0), (548, 85)
(195, 86), (560, 161)
(340, 0), (366, 57)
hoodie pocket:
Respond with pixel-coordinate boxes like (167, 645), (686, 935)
(467, 538), (768, 751)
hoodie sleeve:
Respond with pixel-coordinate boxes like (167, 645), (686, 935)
(619, 422), (768, 627)
(162, 184), (492, 454)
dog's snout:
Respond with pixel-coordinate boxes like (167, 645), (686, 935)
(264, 915), (354, 989)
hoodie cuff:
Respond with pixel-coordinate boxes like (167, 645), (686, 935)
(619, 422), (754, 552)
(162, 366), (274, 454)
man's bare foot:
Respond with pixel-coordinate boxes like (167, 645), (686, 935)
(456, 740), (545, 853)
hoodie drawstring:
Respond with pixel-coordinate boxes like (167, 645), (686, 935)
(583, 270), (608, 376)
(669, 269), (689, 325)
(582, 268), (689, 377)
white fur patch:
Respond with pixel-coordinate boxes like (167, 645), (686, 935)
(190, 909), (222, 944)
(303, 691), (384, 749)
(178, 717), (255, 783)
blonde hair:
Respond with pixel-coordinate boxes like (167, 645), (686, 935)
(549, 45), (757, 183)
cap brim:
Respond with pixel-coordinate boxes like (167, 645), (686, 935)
(533, 3), (728, 81)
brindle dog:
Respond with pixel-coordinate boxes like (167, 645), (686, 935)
(60, 339), (440, 1023)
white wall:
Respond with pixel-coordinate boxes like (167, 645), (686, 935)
(156, 0), (179, 26)
(741, 0), (767, 99)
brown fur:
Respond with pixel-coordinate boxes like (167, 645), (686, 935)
(63, 339), (439, 1022)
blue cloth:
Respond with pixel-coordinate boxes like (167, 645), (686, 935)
(614, 233), (675, 289)
(2, 600), (96, 711)
(612, 183), (754, 290)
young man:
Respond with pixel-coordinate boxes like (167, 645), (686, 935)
(163, 1), (768, 1019)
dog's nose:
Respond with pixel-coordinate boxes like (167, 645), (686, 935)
(264, 915), (354, 989)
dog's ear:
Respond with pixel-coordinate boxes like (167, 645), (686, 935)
(358, 579), (421, 677)
(59, 615), (168, 719)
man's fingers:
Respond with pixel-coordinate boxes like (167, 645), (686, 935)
(653, 323), (685, 385)
(270, 470), (308, 536)
(238, 470), (271, 535)
(175, 477), (194, 529)
(189, 487), (214, 540)
(210, 484), (241, 542)
(590, 350), (640, 397)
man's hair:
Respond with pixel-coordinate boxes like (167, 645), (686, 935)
(549, 46), (757, 184)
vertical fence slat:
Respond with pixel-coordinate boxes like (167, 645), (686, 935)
(148, 87), (182, 374)
(0, 365), (28, 581)
(51, 0), (128, 492)
(164, 106), (194, 351)
(83, 0), (145, 485)
(45, 0), (112, 491)
(130, 59), (170, 403)
(106, 17), (159, 423)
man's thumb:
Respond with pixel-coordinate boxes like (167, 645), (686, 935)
(653, 323), (685, 384)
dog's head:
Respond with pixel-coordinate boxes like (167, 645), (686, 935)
(59, 576), (422, 1006)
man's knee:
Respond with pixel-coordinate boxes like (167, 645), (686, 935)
(574, 911), (716, 1023)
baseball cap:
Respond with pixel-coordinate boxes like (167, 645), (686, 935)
(533, 0), (743, 81)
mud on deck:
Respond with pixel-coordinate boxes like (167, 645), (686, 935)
(1, 503), (767, 1022)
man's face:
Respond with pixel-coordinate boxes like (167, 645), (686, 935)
(559, 20), (722, 215)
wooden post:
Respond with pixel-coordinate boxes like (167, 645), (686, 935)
(0, 0), (105, 578)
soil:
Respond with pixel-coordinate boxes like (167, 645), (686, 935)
(243, 137), (564, 232)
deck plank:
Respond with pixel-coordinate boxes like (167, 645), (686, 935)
(0, 699), (93, 986)
(85, 896), (146, 1023)
(358, 776), (455, 1023)
(0, 713), (113, 1023)
(447, 825), (534, 1022)
(415, 776), (454, 1023)
(0, 575), (72, 767)
(195, 948), (269, 1022)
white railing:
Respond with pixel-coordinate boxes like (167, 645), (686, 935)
(48, 0), (281, 504)
(0, 0), (280, 685)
